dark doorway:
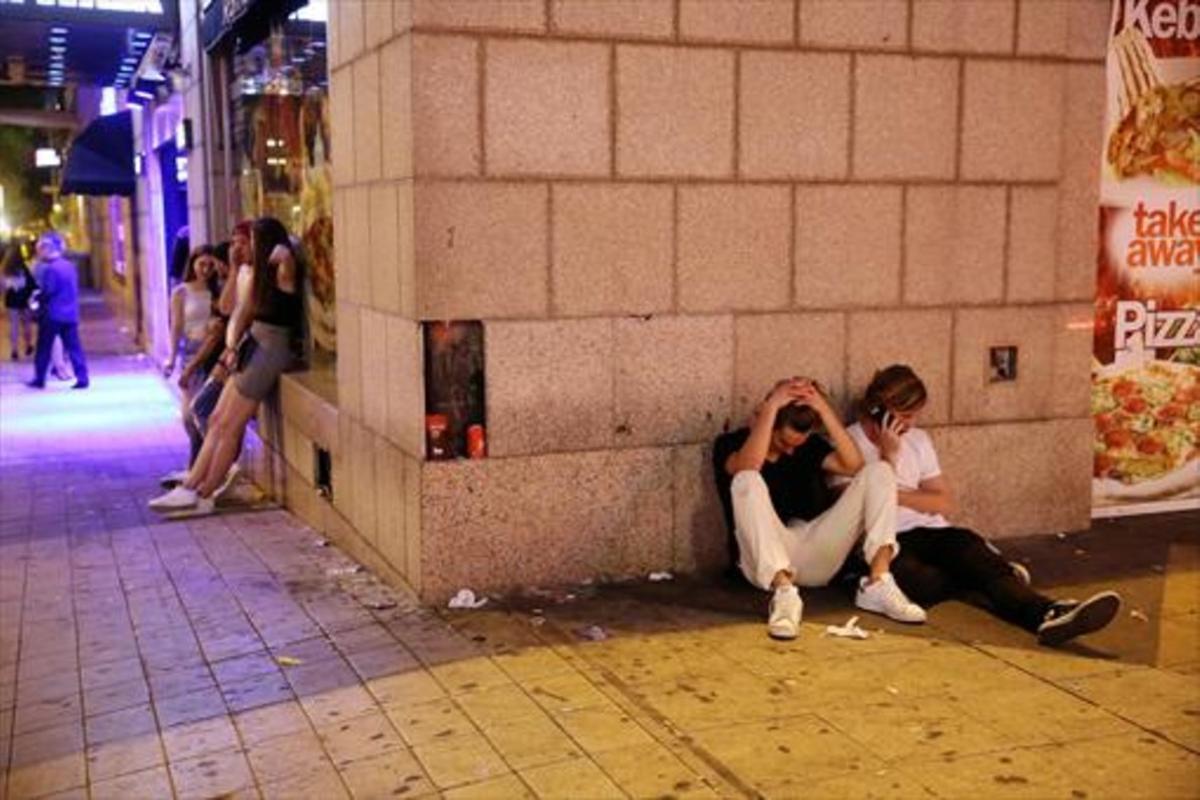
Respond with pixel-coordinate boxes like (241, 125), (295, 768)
(156, 138), (188, 291)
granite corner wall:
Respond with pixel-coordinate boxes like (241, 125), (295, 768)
(313, 0), (425, 595)
(327, 0), (1110, 602)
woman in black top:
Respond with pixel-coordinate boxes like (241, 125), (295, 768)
(149, 217), (302, 516)
(3, 243), (36, 360)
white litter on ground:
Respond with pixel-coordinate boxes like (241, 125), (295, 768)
(648, 571), (674, 582)
(448, 588), (489, 609)
(1130, 609), (1149, 622)
(576, 624), (609, 642)
(824, 615), (870, 640)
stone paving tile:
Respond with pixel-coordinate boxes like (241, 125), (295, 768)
(161, 714), (242, 763)
(90, 765), (175, 800)
(168, 747), (256, 800)
(338, 748), (436, 799)
(443, 772), (535, 800)
(519, 757), (625, 799)
(411, 731), (510, 790)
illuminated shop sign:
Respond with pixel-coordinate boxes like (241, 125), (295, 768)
(201, 0), (314, 51)
(0, 0), (165, 13)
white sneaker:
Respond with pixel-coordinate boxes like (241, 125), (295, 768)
(148, 485), (198, 511)
(767, 585), (803, 640)
(190, 496), (216, 517)
(212, 462), (241, 501)
(856, 573), (927, 624)
(159, 469), (189, 488)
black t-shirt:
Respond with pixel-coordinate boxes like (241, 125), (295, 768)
(712, 427), (835, 565)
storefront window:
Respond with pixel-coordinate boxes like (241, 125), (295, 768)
(228, 7), (334, 354)
(108, 196), (127, 278)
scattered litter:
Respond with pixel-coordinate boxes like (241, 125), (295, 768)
(327, 565), (364, 577)
(885, 685), (900, 696)
(276, 656), (303, 667)
(580, 578), (595, 586)
(530, 616), (546, 627)
(1151, 564), (1164, 573)
(575, 624), (609, 642)
(532, 608), (544, 615)
(314, 538), (330, 548)
(648, 571), (674, 582)
(365, 598), (397, 611)
(1073, 548), (1088, 557)
(447, 588), (489, 610)
(562, 593), (577, 603)
(1056, 532), (1068, 541)
(1130, 609), (1149, 622)
(824, 615), (870, 640)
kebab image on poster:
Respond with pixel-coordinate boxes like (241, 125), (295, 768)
(1092, 0), (1200, 514)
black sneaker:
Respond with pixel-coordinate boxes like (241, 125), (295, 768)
(1037, 591), (1121, 647)
(25, 380), (45, 389)
(72, 381), (89, 390)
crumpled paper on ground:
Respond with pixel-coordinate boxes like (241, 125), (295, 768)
(575, 624), (609, 642)
(448, 588), (489, 609)
(824, 615), (870, 640)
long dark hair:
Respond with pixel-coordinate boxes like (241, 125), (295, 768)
(249, 216), (293, 316)
(2, 241), (28, 276)
(183, 244), (215, 283)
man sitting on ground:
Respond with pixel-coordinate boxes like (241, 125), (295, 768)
(712, 377), (925, 640)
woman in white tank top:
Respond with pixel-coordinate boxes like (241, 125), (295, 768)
(164, 246), (215, 382)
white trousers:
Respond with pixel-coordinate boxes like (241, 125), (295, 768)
(731, 461), (899, 590)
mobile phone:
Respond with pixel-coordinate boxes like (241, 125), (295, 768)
(868, 404), (887, 424)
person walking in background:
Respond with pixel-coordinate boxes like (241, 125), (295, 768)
(3, 242), (36, 360)
(844, 364), (1121, 647)
(27, 231), (88, 390)
(159, 245), (216, 483)
(150, 217), (302, 515)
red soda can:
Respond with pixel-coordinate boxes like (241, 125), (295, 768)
(426, 414), (450, 460)
(467, 424), (486, 459)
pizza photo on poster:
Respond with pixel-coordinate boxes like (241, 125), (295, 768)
(1092, 0), (1199, 513)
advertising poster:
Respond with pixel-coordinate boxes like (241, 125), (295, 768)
(1092, 0), (1200, 516)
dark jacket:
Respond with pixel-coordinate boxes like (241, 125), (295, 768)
(4, 262), (36, 310)
(34, 257), (80, 324)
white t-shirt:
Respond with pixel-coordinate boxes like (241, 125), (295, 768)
(841, 422), (950, 533)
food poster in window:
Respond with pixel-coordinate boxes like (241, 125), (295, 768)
(1092, 0), (1199, 515)
(299, 88), (334, 354)
(232, 25), (335, 354)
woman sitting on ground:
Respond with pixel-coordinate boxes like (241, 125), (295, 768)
(844, 364), (1121, 647)
(149, 217), (303, 516)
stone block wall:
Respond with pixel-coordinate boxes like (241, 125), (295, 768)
(327, 1), (427, 596)
(327, 0), (1111, 601)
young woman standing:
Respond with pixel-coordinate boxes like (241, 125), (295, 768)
(149, 217), (302, 515)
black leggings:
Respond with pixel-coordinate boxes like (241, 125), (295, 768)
(891, 527), (1053, 633)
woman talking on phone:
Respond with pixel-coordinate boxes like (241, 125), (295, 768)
(149, 217), (302, 516)
(844, 365), (1121, 647)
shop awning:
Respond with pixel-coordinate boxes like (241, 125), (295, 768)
(60, 110), (135, 197)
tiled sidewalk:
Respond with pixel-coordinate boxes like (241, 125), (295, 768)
(2, 352), (1198, 799)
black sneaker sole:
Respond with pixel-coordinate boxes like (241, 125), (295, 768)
(1038, 591), (1121, 647)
